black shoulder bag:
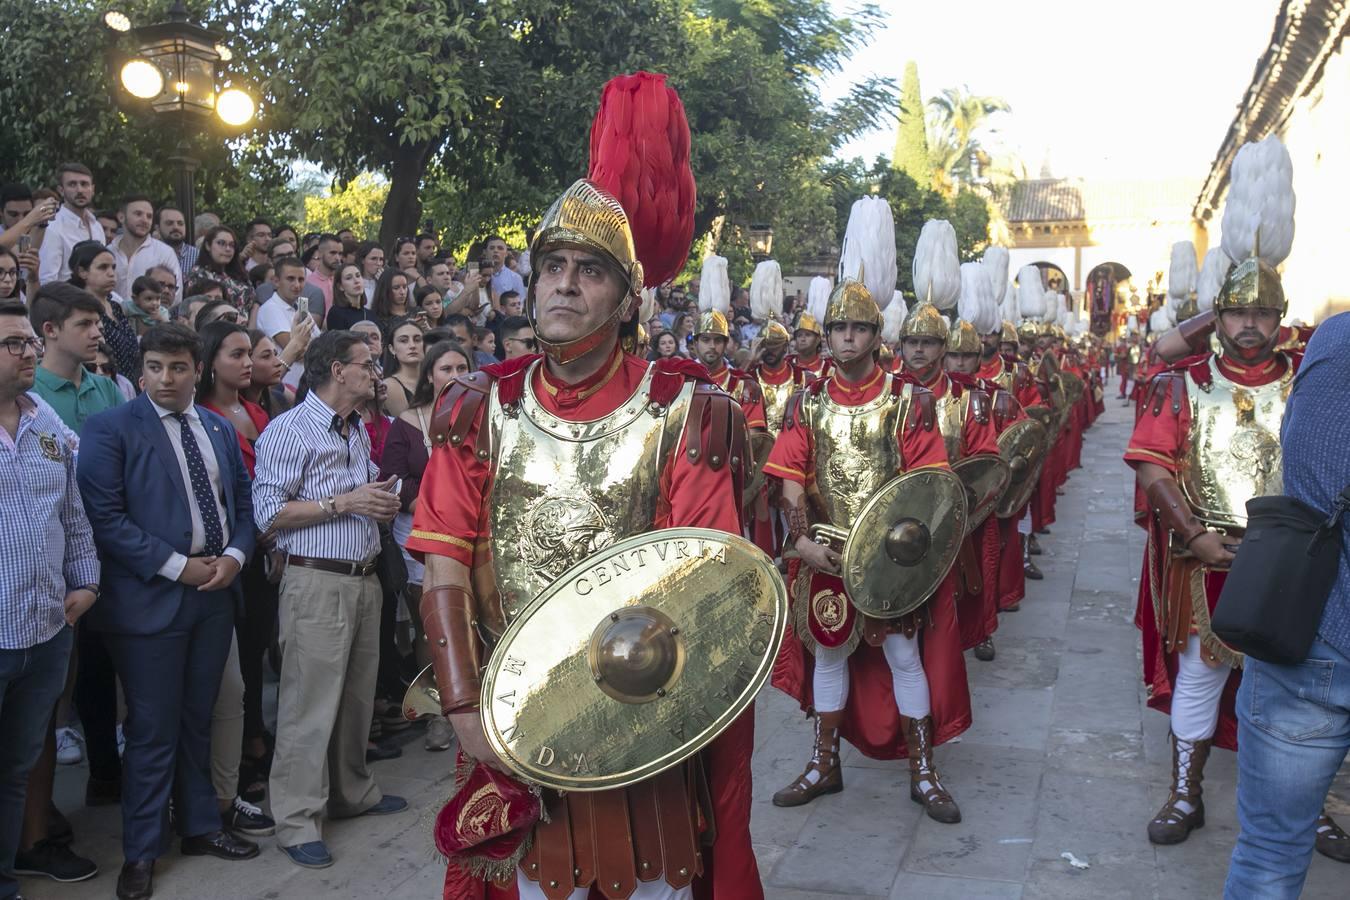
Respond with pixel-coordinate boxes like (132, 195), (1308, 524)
(1211, 486), (1350, 665)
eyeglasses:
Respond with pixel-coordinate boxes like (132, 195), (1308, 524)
(0, 268), (18, 280)
(84, 362), (115, 376)
(154, 280), (178, 293)
(2, 337), (42, 356)
(343, 358), (379, 373)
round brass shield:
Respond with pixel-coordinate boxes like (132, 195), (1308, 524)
(1024, 404), (1053, 433)
(952, 454), (1012, 532)
(741, 430), (777, 507)
(1062, 371), (1086, 409)
(995, 418), (1048, 518)
(481, 528), (787, 792)
(838, 469), (967, 619)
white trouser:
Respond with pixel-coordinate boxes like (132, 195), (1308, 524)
(1170, 635), (1231, 741)
(813, 633), (930, 719)
(1018, 508), (1032, 535)
(210, 631), (244, 802)
(517, 872), (692, 900)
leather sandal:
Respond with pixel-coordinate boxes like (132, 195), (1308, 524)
(974, 638), (995, 662)
(906, 715), (960, 823)
(1147, 732), (1210, 844)
(1316, 811), (1350, 863)
(773, 710), (844, 807)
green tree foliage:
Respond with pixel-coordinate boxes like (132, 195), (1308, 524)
(302, 174), (389, 239)
(926, 85), (1011, 194)
(891, 61), (930, 190)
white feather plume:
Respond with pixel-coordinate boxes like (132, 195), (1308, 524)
(999, 280), (1020, 323)
(981, 246), (1010, 305)
(749, 260), (782, 322)
(882, 291), (907, 344)
(698, 255), (730, 314)
(1163, 295), (1179, 326)
(1195, 247), (1232, 313)
(1220, 135), (1296, 267)
(1016, 266), (1046, 319)
(1150, 307), (1171, 333)
(911, 219), (961, 312)
(1168, 242), (1198, 300)
(639, 287), (659, 323)
(806, 276), (831, 323)
(839, 197), (897, 307)
(959, 262), (1000, 333)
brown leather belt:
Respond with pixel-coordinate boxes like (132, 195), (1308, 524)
(286, 554), (376, 577)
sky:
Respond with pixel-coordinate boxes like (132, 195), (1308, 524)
(821, 0), (1282, 180)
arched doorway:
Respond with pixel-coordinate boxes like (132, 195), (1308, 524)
(1086, 262), (1131, 336)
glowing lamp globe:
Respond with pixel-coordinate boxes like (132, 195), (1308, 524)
(120, 58), (164, 100)
(215, 88), (255, 127)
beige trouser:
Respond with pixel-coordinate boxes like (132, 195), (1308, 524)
(269, 565), (383, 845)
(210, 632), (244, 802)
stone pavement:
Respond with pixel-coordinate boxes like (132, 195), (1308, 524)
(30, 399), (1350, 899)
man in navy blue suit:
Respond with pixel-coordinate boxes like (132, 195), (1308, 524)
(77, 324), (259, 900)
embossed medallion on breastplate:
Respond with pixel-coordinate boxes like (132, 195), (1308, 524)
(521, 494), (615, 580)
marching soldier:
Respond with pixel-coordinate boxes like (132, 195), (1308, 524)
(764, 275), (971, 822)
(747, 321), (810, 434)
(787, 313), (831, 378)
(690, 310), (767, 434)
(1124, 137), (1347, 849)
(408, 74), (763, 900)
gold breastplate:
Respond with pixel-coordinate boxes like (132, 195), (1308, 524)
(485, 361), (695, 621)
(1179, 357), (1293, 531)
(935, 383), (966, 464)
(806, 373), (911, 527)
(758, 371), (796, 434)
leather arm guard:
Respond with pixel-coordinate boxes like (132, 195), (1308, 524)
(419, 585), (483, 715)
(779, 492), (810, 546)
(1178, 309), (1216, 355)
(1145, 477), (1208, 548)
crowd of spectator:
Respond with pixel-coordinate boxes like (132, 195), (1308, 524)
(0, 161), (552, 900)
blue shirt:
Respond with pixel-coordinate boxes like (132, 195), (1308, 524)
(0, 394), (99, 648)
(1281, 312), (1350, 654)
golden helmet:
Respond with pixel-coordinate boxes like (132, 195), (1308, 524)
(1051, 324), (1067, 341)
(946, 320), (981, 354)
(794, 312), (822, 337)
(528, 179), (645, 363)
(529, 180), (643, 292)
(823, 278), (882, 330)
(1016, 320), (1040, 342)
(1215, 256), (1287, 317)
(694, 309), (730, 339)
(900, 301), (949, 342)
(760, 320), (791, 348)
(1000, 320), (1018, 344)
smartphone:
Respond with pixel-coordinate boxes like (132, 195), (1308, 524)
(17, 235), (31, 254)
(297, 296), (310, 317)
(467, 261), (479, 276)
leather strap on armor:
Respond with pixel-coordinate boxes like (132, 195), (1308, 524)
(419, 585), (482, 715)
(686, 385), (736, 470)
(1178, 309), (1217, 355)
(992, 389), (1018, 431)
(910, 385), (937, 431)
(968, 388), (991, 425)
(781, 493), (810, 546)
(430, 371), (491, 449)
(1146, 477), (1207, 548)
(782, 389), (805, 430)
(1147, 371), (1186, 418)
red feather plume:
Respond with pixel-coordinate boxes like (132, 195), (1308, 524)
(587, 72), (696, 288)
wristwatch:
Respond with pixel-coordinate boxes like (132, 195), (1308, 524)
(78, 584), (100, 599)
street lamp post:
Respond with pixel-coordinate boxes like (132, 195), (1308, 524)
(105, 1), (255, 243)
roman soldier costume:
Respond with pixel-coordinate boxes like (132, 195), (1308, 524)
(407, 73), (763, 900)
(1124, 136), (1341, 848)
(764, 274), (971, 823)
(749, 322), (810, 433)
(787, 312), (831, 379)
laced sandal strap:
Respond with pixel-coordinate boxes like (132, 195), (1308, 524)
(1317, 815), (1347, 839)
(1151, 794), (1195, 826)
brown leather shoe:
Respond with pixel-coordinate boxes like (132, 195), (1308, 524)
(117, 860), (154, 900)
(906, 715), (961, 823)
(1026, 534), (1043, 556)
(974, 638), (995, 662)
(1316, 811), (1350, 863)
(773, 710), (844, 807)
(1147, 732), (1211, 844)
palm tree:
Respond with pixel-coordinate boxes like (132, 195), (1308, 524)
(926, 86), (1011, 192)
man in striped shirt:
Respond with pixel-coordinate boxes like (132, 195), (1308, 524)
(252, 330), (406, 870)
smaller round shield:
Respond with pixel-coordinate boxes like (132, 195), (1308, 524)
(741, 430), (777, 507)
(1024, 404), (1053, 433)
(995, 418), (1048, 518)
(838, 469), (967, 619)
(1062, 371), (1086, 408)
(952, 455), (1011, 533)
(481, 528), (786, 792)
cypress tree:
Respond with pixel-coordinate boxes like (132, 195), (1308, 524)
(891, 60), (931, 190)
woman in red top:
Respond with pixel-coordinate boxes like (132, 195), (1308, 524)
(378, 339), (474, 751)
(197, 321), (277, 828)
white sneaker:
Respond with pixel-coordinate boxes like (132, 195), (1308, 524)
(55, 727), (85, 765)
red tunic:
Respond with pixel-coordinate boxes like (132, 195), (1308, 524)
(705, 363), (767, 431)
(1123, 352), (1296, 752)
(787, 351), (832, 380)
(764, 365), (973, 759)
(409, 349), (762, 900)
